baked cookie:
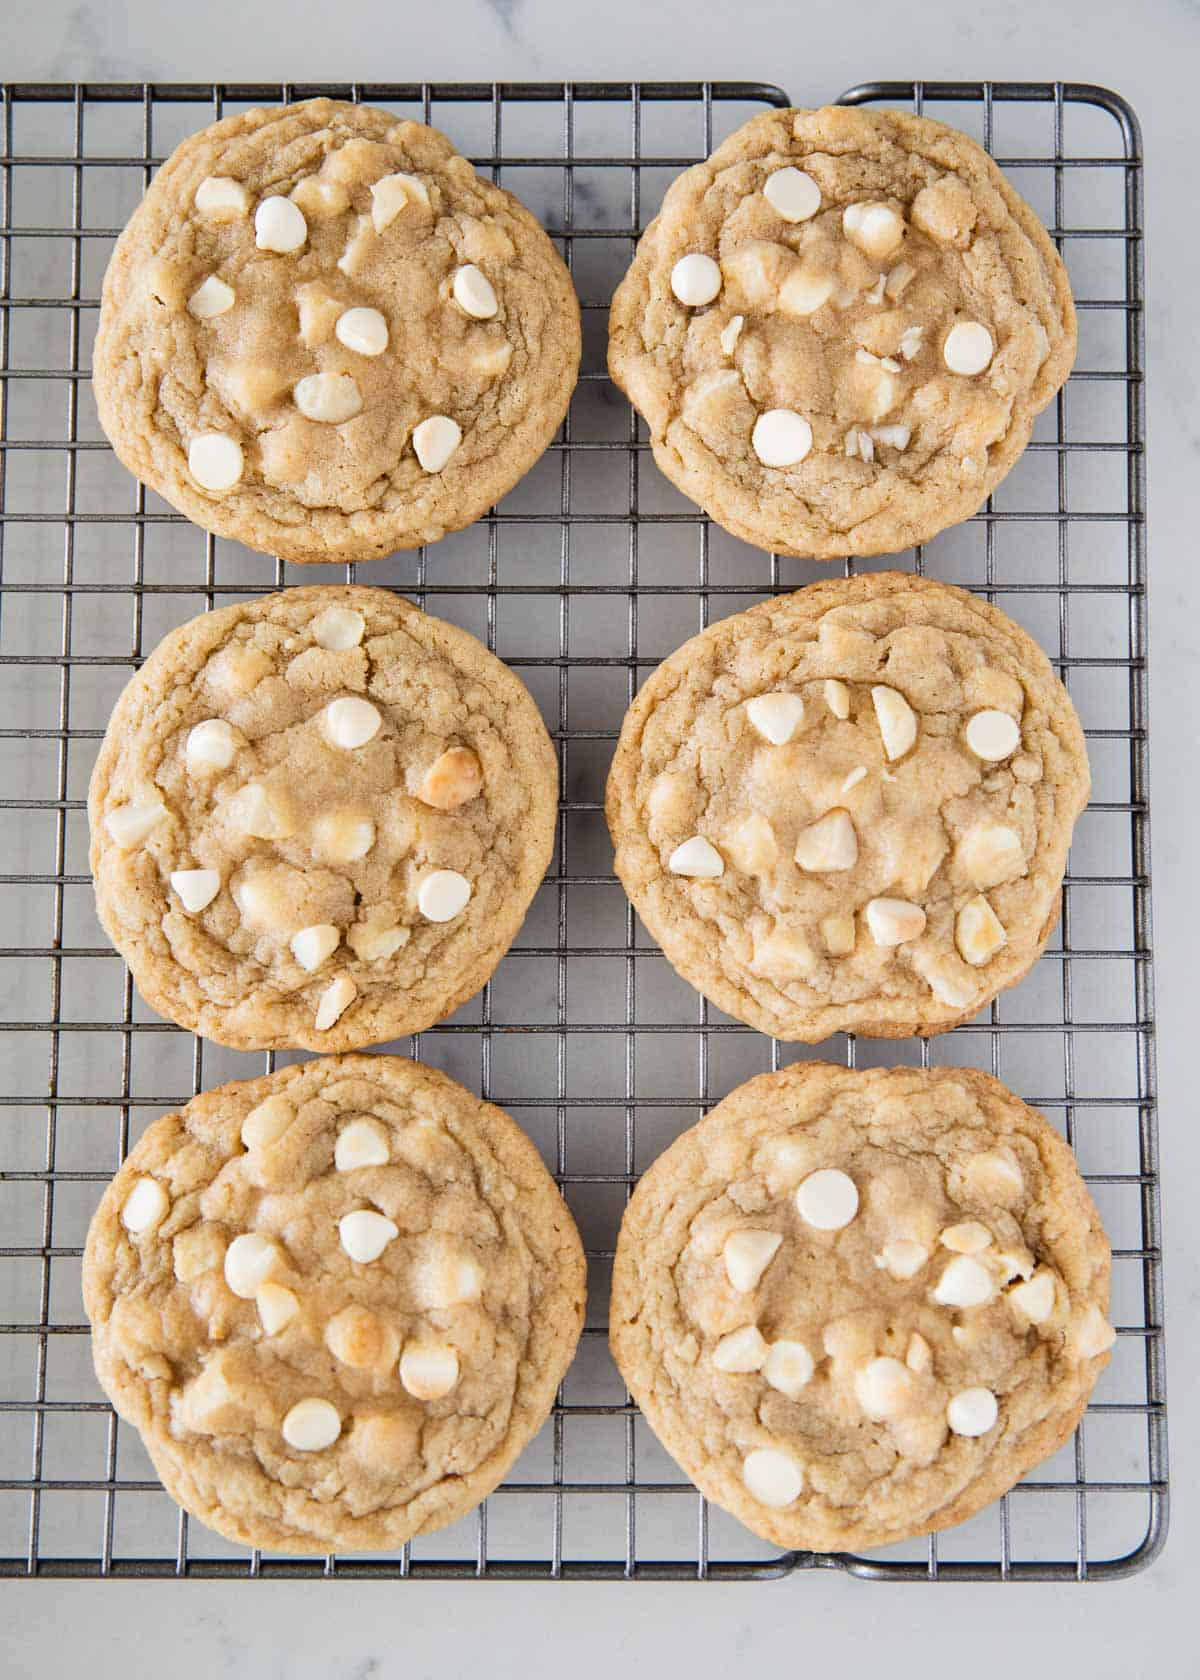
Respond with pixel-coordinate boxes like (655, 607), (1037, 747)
(83, 1055), (586, 1554)
(611, 1062), (1113, 1552)
(89, 585), (557, 1050)
(606, 572), (1089, 1040)
(609, 105), (1075, 558)
(93, 98), (580, 563)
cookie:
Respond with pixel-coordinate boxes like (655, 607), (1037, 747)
(606, 572), (1089, 1041)
(611, 1062), (1113, 1552)
(93, 98), (580, 563)
(89, 585), (557, 1050)
(608, 105), (1075, 558)
(82, 1055), (585, 1554)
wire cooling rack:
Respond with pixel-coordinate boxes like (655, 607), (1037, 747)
(0, 79), (1163, 1581)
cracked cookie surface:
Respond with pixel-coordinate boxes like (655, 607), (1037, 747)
(608, 105), (1075, 558)
(605, 572), (1089, 1040)
(93, 98), (580, 563)
(89, 585), (557, 1050)
(83, 1055), (586, 1554)
(610, 1062), (1113, 1552)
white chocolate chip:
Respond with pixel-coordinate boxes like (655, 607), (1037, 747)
(417, 869), (472, 922)
(670, 252), (722, 307)
(923, 962), (979, 1010)
(170, 868), (220, 915)
(185, 717), (241, 774)
(452, 263), (499, 319)
(865, 897), (927, 947)
(668, 836), (724, 879)
(228, 782), (295, 842)
(956, 823), (1024, 891)
(338, 1209), (399, 1264)
(898, 325), (924, 360)
(254, 195), (307, 254)
(323, 696), (382, 750)
(224, 1232), (280, 1299)
(334, 1118), (390, 1172)
(1071, 1304), (1117, 1360)
(347, 922), (409, 962)
(1008, 1270), (1057, 1325)
(256, 1281), (300, 1336)
(779, 265), (834, 317)
(885, 262), (915, 300)
(312, 808), (375, 864)
(723, 1229), (783, 1294)
(763, 1340), (815, 1399)
(121, 1176), (169, 1236)
(905, 1331), (933, 1374)
(821, 913), (856, 957)
(104, 799), (166, 849)
(824, 679), (851, 720)
(194, 176), (250, 220)
(933, 1255), (995, 1309)
(871, 685), (918, 760)
(941, 1221), (992, 1254)
(334, 306), (389, 357)
(947, 1387), (998, 1437)
(290, 176), (349, 218)
(413, 1248), (482, 1311)
(943, 321), (994, 377)
(315, 974), (357, 1031)
(719, 314), (744, 354)
(418, 747), (484, 811)
(742, 1447), (804, 1508)
(312, 605), (366, 650)
(281, 1397), (341, 1451)
(241, 1095), (294, 1150)
(956, 894), (1007, 966)
(795, 1168), (859, 1231)
(400, 1343), (460, 1401)
(712, 1326), (769, 1373)
(752, 409), (813, 468)
(965, 709), (1021, 762)
(294, 372), (363, 424)
(187, 433), (244, 491)
(370, 171), (430, 232)
(763, 165), (820, 222)
(843, 201), (905, 260)
(746, 692), (804, 745)
(876, 1238), (930, 1281)
(855, 1356), (916, 1421)
(965, 1150), (1024, 1203)
(290, 924), (340, 972)
(793, 808), (858, 873)
(187, 275), (235, 320)
(412, 415), (463, 472)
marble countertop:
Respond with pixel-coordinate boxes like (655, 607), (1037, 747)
(5, 2), (1196, 1676)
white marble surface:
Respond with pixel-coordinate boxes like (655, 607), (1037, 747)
(5, 1), (1197, 1675)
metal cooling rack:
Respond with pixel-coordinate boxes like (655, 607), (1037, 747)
(0, 79), (1164, 1582)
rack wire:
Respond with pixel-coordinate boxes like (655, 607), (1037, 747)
(0, 79), (1163, 1581)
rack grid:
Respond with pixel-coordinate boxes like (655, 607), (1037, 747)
(0, 78), (1163, 1581)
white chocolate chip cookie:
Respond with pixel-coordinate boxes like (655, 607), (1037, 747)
(82, 1056), (586, 1555)
(93, 98), (580, 563)
(610, 1063), (1112, 1552)
(606, 572), (1088, 1041)
(608, 105), (1075, 559)
(88, 586), (557, 1050)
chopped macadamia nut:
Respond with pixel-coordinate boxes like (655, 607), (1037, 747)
(723, 1229), (783, 1294)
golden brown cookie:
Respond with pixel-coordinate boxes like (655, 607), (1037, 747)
(89, 585), (557, 1050)
(83, 1055), (586, 1554)
(93, 98), (580, 563)
(606, 572), (1089, 1041)
(611, 1062), (1113, 1552)
(609, 105), (1075, 558)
